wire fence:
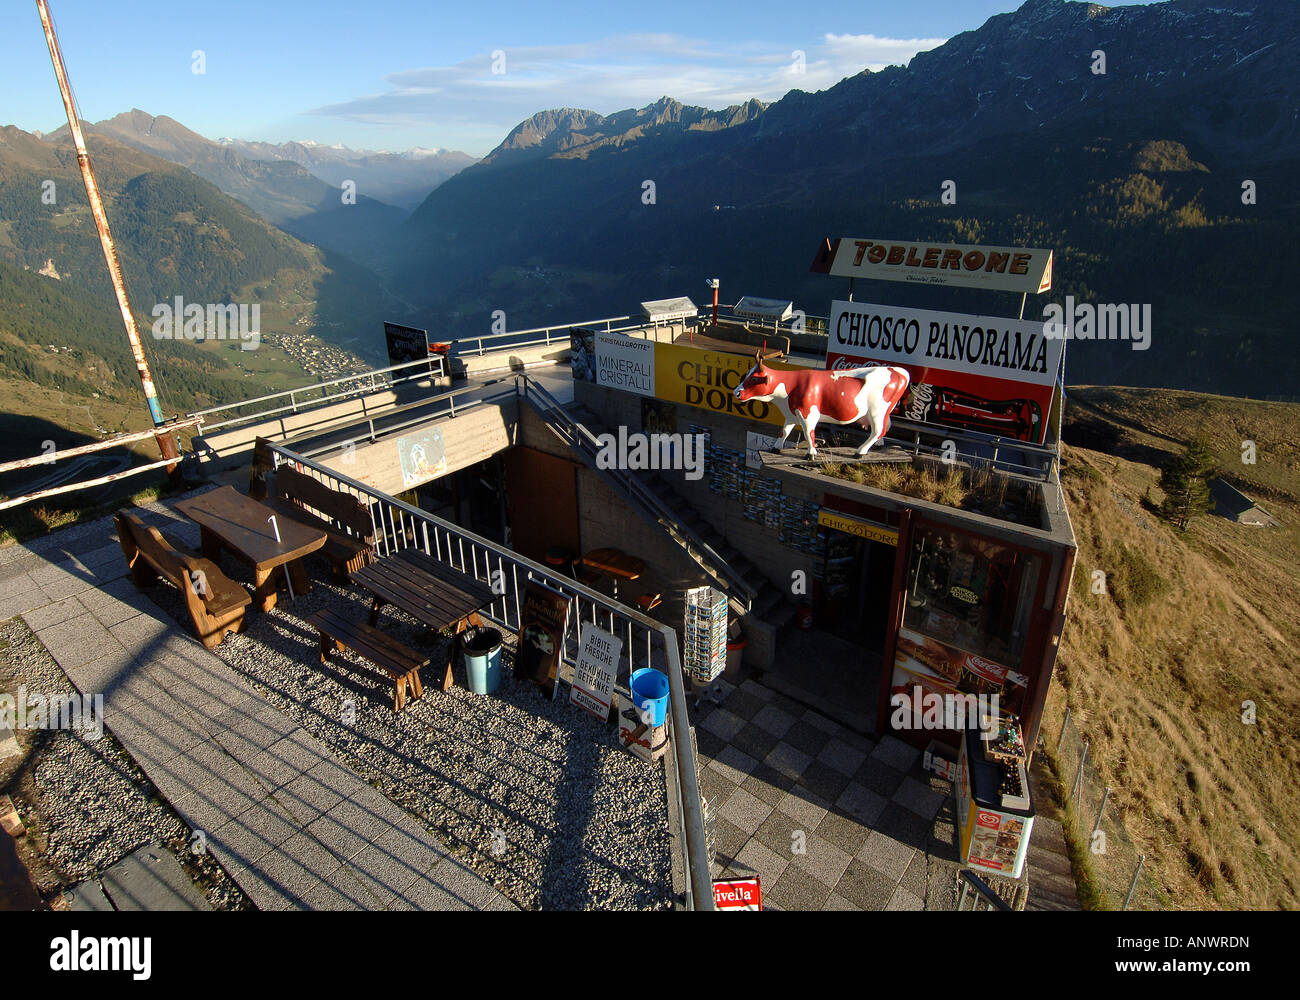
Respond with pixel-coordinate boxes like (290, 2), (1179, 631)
(1052, 706), (1174, 910)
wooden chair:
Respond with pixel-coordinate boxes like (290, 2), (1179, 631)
(306, 608), (429, 712)
(114, 511), (251, 649)
(248, 436), (276, 501)
(636, 593), (663, 612)
(268, 465), (376, 579)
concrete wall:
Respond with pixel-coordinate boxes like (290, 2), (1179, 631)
(319, 400), (518, 496)
(194, 376), (451, 473)
(573, 379), (825, 600)
(454, 342), (571, 376)
(516, 403), (710, 624)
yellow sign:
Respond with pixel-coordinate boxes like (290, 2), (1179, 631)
(817, 509), (899, 546)
(653, 342), (801, 426)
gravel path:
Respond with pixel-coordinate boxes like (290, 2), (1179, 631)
(141, 533), (675, 910)
(0, 617), (249, 909)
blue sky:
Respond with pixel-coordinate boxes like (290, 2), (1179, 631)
(4, 1), (1134, 156)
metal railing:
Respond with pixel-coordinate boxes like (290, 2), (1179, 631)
(188, 355), (448, 435)
(265, 439), (715, 910)
(452, 308), (830, 358)
(1051, 706), (1169, 910)
(457, 315), (636, 356)
(957, 870), (1013, 911)
(516, 376), (759, 611)
(884, 416), (1059, 483)
(286, 376), (520, 461)
(0, 417), (197, 512)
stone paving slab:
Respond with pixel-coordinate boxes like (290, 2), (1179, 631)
(696, 677), (970, 910)
(97, 842), (212, 912)
(2, 533), (516, 912)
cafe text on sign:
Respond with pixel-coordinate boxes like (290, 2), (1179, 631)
(713, 877), (763, 910)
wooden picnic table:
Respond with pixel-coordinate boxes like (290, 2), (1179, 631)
(579, 547), (645, 598)
(349, 548), (498, 691)
(175, 486), (327, 612)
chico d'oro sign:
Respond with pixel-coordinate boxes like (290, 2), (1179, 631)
(826, 299), (1063, 444)
(812, 238), (1053, 294)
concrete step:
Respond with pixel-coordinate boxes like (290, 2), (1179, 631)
(1030, 848), (1077, 880)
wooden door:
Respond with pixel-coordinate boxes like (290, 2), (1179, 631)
(502, 447), (580, 564)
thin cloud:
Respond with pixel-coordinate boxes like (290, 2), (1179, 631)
(306, 31), (947, 151)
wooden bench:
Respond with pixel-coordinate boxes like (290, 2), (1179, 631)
(268, 465), (375, 579)
(114, 511), (252, 650)
(306, 608), (429, 712)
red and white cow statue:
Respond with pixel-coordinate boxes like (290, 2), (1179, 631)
(734, 352), (911, 459)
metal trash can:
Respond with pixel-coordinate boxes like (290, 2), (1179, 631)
(460, 627), (503, 694)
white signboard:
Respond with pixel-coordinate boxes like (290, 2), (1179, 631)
(822, 238), (1052, 294)
(746, 431), (778, 469)
(570, 624), (622, 720)
(595, 331), (655, 396)
(828, 300), (1063, 388)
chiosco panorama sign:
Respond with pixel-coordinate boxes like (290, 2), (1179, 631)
(654, 343), (803, 425)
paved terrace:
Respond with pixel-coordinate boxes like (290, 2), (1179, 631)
(0, 509), (515, 911)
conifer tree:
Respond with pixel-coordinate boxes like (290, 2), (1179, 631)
(1158, 436), (1215, 530)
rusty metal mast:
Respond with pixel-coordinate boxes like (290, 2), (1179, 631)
(35, 0), (180, 469)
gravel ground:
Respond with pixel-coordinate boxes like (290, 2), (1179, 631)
(0, 617), (250, 909)
(141, 525), (675, 911)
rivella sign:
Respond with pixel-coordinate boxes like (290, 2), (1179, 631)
(810, 238), (1053, 294)
(826, 300), (1064, 444)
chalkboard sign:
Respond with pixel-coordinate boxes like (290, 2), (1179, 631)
(384, 322), (431, 371)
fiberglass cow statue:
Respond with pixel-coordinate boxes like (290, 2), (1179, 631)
(734, 351), (911, 460)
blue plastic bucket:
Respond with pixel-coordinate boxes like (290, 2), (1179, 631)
(630, 668), (669, 727)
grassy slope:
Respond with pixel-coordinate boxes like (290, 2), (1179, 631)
(1051, 387), (1300, 909)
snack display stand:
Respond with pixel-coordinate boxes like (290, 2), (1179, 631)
(956, 716), (1034, 879)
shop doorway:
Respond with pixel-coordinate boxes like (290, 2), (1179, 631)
(817, 531), (897, 647)
(502, 446), (581, 564)
(859, 539), (897, 645)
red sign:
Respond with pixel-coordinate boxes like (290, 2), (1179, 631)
(713, 877), (763, 910)
(826, 300), (1062, 444)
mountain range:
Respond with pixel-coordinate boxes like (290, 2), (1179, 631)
(217, 134), (476, 211)
(2, 0), (1297, 411)
(390, 0), (1299, 397)
(53, 111), (473, 272)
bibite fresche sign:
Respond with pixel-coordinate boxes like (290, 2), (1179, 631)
(826, 300), (1063, 444)
(813, 238), (1053, 294)
(570, 624), (621, 721)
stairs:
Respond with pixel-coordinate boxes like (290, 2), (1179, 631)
(641, 469), (798, 625)
(1024, 753), (1084, 911)
(521, 384), (797, 661)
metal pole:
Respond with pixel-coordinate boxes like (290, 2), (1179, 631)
(37, 0), (180, 472)
(1123, 854), (1145, 911)
(1057, 706), (1071, 748)
(1072, 740), (1089, 803)
(1092, 786), (1110, 840)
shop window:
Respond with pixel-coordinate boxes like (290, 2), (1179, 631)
(902, 525), (1041, 665)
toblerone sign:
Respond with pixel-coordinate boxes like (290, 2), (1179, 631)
(812, 238), (1053, 295)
